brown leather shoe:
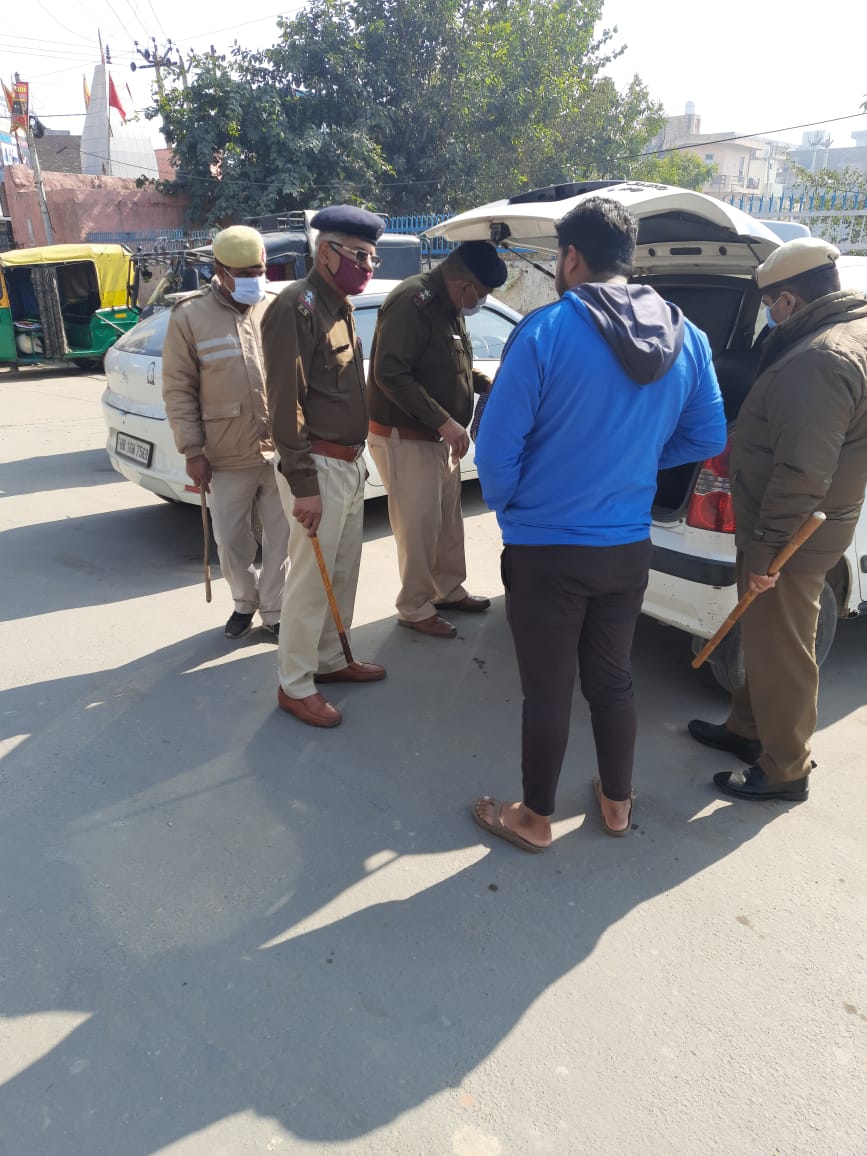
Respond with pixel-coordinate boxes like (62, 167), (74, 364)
(277, 687), (342, 727)
(399, 614), (457, 638)
(314, 661), (387, 684)
(434, 594), (491, 613)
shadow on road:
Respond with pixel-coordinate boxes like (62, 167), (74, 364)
(0, 605), (800, 1152)
(0, 449), (119, 497)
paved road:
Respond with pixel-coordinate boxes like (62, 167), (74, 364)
(1, 368), (866, 1156)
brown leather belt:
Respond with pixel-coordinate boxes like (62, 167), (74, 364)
(369, 420), (440, 443)
(309, 437), (364, 462)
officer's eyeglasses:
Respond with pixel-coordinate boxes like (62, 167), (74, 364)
(328, 240), (382, 269)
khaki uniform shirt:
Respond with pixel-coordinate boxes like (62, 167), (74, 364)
(367, 265), (492, 433)
(261, 268), (367, 498)
(162, 281), (273, 471)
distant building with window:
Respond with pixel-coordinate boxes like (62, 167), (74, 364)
(650, 103), (789, 199)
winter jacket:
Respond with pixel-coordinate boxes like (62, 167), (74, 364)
(162, 282), (274, 470)
(368, 264), (493, 433)
(731, 289), (867, 575)
(474, 283), (727, 546)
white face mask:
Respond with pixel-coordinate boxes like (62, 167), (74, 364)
(229, 275), (267, 305)
(461, 293), (487, 318)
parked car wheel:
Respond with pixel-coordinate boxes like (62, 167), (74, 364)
(694, 579), (838, 694)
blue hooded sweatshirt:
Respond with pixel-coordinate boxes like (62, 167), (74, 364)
(474, 283), (728, 546)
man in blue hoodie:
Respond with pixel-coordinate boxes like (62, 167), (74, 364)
(471, 197), (727, 850)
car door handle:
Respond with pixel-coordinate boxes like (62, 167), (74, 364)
(147, 362), (155, 384)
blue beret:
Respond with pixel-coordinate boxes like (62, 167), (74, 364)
(310, 204), (385, 243)
(457, 240), (507, 289)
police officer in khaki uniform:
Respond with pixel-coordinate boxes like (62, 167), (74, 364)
(689, 238), (867, 801)
(163, 225), (290, 641)
(367, 241), (508, 637)
(262, 205), (387, 728)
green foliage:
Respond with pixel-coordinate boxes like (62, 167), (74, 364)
(624, 148), (718, 191)
(150, 0), (665, 224)
(788, 162), (867, 198)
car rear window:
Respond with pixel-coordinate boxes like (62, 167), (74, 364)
(116, 308), (172, 356)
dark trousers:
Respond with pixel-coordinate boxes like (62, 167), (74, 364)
(502, 540), (652, 814)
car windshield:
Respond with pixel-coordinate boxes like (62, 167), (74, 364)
(353, 302), (515, 360)
(117, 295), (518, 362)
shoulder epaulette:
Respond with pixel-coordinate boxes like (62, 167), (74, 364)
(169, 288), (207, 312)
(296, 287), (316, 317)
(412, 285), (434, 309)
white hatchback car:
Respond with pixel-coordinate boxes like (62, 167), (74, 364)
(101, 280), (521, 504)
(426, 182), (867, 690)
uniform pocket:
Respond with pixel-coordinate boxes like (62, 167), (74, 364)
(201, 401), (242, 420)
(322, 341), (356, 392)
(202, 401), (243, 454)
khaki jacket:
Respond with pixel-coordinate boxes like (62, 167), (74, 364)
(162, 282), (274, 470)
(367, 265), (492, 433)
(731, 289), (867, 574)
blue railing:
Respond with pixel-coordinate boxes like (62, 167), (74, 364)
(386, 212), (456, 257)
(86, 229), (211, 251)
(86, 218), (461, 256)
(728, 191), (867, 215)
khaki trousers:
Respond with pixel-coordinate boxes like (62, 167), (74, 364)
(208, 463), (289, 625)
(367, 431), (467, 621)
(727, 551), (825, 781)
(274, 453), (366, 698)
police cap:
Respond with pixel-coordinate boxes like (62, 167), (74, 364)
(756, 237), (840, 291)
(212, 225), (265, 268)
(310, 204), (385, 243)
(457, 240), (508, 290)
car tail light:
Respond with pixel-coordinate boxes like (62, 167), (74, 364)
(686, 440), (735, 533)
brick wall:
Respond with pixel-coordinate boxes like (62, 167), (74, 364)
(3, 164), (190, 247)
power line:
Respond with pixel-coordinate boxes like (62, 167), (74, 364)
(627, 112), (867, 163)
(122, 0), (154, 45)
(32, 0), (97, 45)
(173, 9), (305, 46)
(143, 0), (169, 41)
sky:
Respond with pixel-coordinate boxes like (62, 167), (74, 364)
(2, 0), (866, 157)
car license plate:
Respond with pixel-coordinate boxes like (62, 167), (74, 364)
(115, 431), (154, 467)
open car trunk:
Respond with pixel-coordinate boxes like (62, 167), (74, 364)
(424, 182), (778, 522)
(643, 275), (763, 521)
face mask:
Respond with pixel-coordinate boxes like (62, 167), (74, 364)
(764, 293), (789, 330)
(229, 275), (267, 305)
(331, 253), (373, 296)
(461, 293), (488, 318)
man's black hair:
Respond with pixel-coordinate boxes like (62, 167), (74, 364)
(768, 264), (841, 304)
(555, 196), (637, 277)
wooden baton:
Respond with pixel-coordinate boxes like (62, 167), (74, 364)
(200, 487), (212, 603)
(311, 533), (354, 665)
(691, 510), (826, 669)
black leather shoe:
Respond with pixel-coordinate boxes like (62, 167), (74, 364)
(688, 719), (761, 764)
(225, 611), (254, 639)
(713, 765), (809, 802)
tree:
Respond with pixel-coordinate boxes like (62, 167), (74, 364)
(624, 148), (718, 191)
(150, 0), (665, 223)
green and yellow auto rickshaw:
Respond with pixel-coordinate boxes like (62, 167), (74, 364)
(0, 243), (140, 369)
